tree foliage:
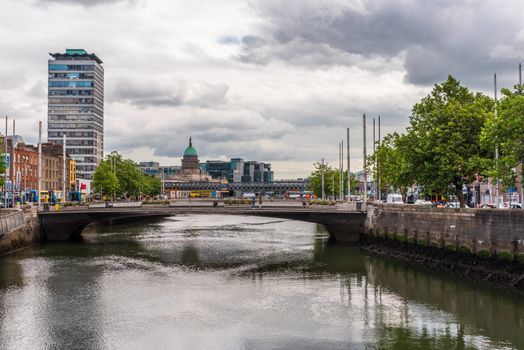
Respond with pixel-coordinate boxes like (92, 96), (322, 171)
(92, 151), (162, 199)
(402, 76), (493, 206)
(368, 132), (413, 199)
(0, 154), (5, 188)
(92, 160), (119, 197)
(481, 85), (524, 188)
(308, 161), (357, 199)
(363, 76), (495, 207)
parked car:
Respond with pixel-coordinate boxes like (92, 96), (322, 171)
(414, 199), (433, 205)
(386, 194), (403, 204)
(444, 202), (472, 208)
(480, 203), (496, 208)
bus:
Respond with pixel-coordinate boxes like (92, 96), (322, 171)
(40, 190), (50, 203)
(39, 190), (57, 203)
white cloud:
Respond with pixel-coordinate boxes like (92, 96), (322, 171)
(1, 0), (523, 178)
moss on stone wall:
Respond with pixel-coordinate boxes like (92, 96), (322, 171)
(417, 239), (427, 246)
(496, 251), (514, 261)
(459, 245), (471, 254)
(478, 250), (492, 258)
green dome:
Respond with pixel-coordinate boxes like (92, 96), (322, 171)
(184, 145), (197, 157)
(184, 137), (198, 156)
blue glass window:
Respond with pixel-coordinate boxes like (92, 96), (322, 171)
(68, 73), (80, 79)
(49, 64), (68, 71)
(48, 81), (93, 87)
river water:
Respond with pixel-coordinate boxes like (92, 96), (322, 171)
(0, 215), (523, 349)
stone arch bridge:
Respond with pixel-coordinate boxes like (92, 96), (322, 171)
(38, 206), (366, 242)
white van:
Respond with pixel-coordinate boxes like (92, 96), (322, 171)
(386, 193), (403, 204)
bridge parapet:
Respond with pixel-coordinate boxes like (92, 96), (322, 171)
(38, 206), (367, 242)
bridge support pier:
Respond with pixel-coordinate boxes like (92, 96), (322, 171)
(322, 223), (362, 242)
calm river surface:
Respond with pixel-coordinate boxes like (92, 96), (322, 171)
(0, 215), (523, 349)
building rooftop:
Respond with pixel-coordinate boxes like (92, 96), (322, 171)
(49, 48), (103, 64)
(183, 137), (198, 157)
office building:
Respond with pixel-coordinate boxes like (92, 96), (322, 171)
(202, 158), (274, 183)
(48, 48), (104, 180)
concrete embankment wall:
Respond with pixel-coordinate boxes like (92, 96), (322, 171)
(366, 204), (524, 261)
(0, 208), (40, 255)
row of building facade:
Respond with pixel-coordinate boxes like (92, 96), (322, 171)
(139, 138), (274, 185)
(2, 136), (76, 198)
(140, 158), (274, 184)
(139, 138), (303, 198)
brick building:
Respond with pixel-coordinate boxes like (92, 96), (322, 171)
(2, 136), (73, 194)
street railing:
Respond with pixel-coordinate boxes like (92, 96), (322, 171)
(0, 210), (26, 237)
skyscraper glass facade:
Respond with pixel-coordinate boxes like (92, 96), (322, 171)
(202, 158), (274, 183)
(48, 49), (104, 179)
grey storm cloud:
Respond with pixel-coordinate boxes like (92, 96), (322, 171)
(106, 107), (295, 160)
(110, 80), (230, 108)
(5, 0), (524, 176)
(243, 0), (524, 88)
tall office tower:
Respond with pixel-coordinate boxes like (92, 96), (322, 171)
(48, 49), (104, 180)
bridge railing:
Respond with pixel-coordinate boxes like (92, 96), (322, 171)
(0, 210), (26, 237)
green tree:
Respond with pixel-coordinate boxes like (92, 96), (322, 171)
(92, 160), (119, 197)
(481, 85), (524, 193)
(117, 159), (144, 197)
(0, 154), (5, 188)
(143, 175), (162, 196)
(93, 151), (161, 199)
(308, 161), (357, 199)
(369, 132), (414, 200)
(406, 76), (493, 207)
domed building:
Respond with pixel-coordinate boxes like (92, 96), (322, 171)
(181, 137), (201, 177)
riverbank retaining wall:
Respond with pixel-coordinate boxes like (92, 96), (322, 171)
(366, 204), (524, 262)
(0, 207), (40, 255)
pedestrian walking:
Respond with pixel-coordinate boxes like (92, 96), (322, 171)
(259, 196), (262, 208)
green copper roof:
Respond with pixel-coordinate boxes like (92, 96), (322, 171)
(66, 49), (87, 55)
(184, 137), (197, 156)
(184, 146), (197, 157)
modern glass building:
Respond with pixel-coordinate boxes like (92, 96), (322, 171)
(201, 158), (274, 183)
(48, 49), (104, 179)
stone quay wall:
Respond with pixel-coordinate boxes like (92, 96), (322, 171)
(0, 207), (40, 255)
(366, 204), (524, 262)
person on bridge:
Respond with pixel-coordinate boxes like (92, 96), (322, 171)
(258, 196), (262, 208)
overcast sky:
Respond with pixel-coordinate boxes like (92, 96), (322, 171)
(1, 0), (524, 178)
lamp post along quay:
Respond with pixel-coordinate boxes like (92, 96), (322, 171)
(363, 114), (367, 201)
(347, 128), (350, 201)
(3, 116), (7, 208)
(11, 119), (15, 205)
(38, 121), (42, 210)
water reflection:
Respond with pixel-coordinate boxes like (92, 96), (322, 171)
(0, 214), (521, 350)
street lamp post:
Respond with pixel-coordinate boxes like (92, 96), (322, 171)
(332, 175), (335, 200)
(3, 116), (7, 208)
(321, 158), (325, 200)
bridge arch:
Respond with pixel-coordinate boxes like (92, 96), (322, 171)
(39, 208), (366, 242)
